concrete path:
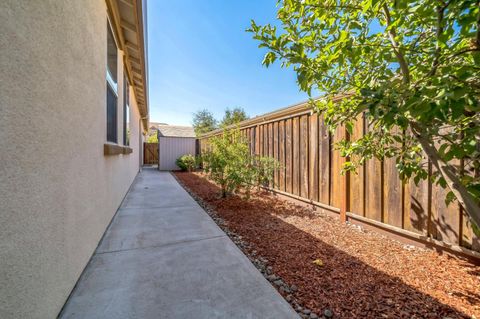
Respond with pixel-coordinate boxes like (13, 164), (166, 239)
(60, 168), (298, 319)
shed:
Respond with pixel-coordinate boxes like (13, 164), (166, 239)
(157, 125), (196, 171)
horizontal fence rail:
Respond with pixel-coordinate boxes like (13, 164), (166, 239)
(198, 101), (480, 257)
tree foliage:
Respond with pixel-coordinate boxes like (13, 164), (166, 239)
(192, 109), (218, 136)
(146, 133), (158, 143)
(202, 128), (279, 198)
(220, 107), (249, 127)
(248, 0), (480, 230)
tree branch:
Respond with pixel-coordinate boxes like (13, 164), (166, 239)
(382, 5), (411, 83)
(428, 4), (447, 77)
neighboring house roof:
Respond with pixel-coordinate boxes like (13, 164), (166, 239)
(149, 122), (169, 131)
(157, 125), (195, 138)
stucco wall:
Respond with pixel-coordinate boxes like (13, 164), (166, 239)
(0, 1), (144, 318)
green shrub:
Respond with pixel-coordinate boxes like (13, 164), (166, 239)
(176, 154), (196, 172)
(202, 128), (278, 198)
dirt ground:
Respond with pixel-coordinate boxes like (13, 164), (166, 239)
(174, 172), (480, 319)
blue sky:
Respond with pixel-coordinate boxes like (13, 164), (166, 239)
(146, 0), (308, 125)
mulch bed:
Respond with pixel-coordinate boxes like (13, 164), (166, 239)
(174, 172), (480, 319)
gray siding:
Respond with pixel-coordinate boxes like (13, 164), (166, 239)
(159, 137), (196, 171)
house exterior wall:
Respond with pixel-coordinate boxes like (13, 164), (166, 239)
(159, 137), (196, 171)
(0, 1), (145, 318)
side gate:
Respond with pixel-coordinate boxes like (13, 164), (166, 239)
(143, 142), (159, 165)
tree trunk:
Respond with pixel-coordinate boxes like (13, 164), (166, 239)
(410, 122), (480, 230)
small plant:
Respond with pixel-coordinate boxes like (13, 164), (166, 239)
(202, 128), (249, 197)
(202, 127), (278, 198)
(176, 154), (196, 172)
(253, 156), (279, 190)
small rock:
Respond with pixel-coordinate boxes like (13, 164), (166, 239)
(310, 313), (319, 319)
(303, 309), (311, 315)
(324, 309), (333, 318)
(285, 295), (292, 302)
(267, 275), (278, 281)
(296, 306), (303, 312)
(273, 279), (284, 286)
(290, 284), (298, 292)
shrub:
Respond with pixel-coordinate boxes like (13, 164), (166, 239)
(202, 128), (278, 198)
(176, 154), (196, 172)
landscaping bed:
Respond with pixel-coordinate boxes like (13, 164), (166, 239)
(174, 171), (480, 319)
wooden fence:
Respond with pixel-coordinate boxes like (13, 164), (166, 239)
(143, 142), (159, 165)
(198, 101), (480, 256)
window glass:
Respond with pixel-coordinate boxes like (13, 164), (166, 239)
(106, 23), (118, 143)
(107, 85), (118, 143)
(123, 75), (130, 146)
(107, 26), (117, 90)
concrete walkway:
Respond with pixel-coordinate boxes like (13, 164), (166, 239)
(60, 168), (298, 319)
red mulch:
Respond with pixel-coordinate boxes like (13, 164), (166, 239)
(174, 172), (480, 319)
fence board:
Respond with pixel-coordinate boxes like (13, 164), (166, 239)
(331, 125), (345, 209)
(405, 174), (430, 235)
(384, 128), (403, 227)
(432, 171), (461, 244)
(349, 115), (365, 216)
(285, 119), (293, 194)
(318, 116), (330, 204)
(279, 121), (285, 191)
(299, 115), (309, 198)
(309, 114), (319, 202)
(273, 122), (279, 188)
(292, 117), (300, 196)
(365, 157), (383, 222)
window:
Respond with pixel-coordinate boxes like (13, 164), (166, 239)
(106, 24), (118, 143)
(123, 74), (130, 146)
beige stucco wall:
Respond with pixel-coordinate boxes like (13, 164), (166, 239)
(0, 1), (144, 318)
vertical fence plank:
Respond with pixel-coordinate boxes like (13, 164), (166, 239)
(279, 121), (286, 191)
(431, 173), (461, 244)
(318, 116), (330, 205)
(299, 115), (309, 198)
(268, 124), (273, 159)
(365, 157), (383, 222)
(363, 117), (383, 221)
(331, 125), (345, 209)
(405, 175), (430, 235)
(273, 122), (279, 189)
(285, 119), (293, 194)
(349, 114), (365, 216)
(293, 117), (300, 196)
(384, 127), (403, 227)
(309, 114), (319, 202)
(257, 125), (265, 156)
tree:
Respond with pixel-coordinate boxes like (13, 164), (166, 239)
(146, 133), (158, 143)
(202, 128), (252, 198)
(192, 109), (218, 136)
(202, 128), (279, 198)
(248, 0), (480, 231)
(220, 107), (249, 127)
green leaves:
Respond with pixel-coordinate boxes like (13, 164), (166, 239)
(248, 0), (480, 228)
(202, 128), (279, 198)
